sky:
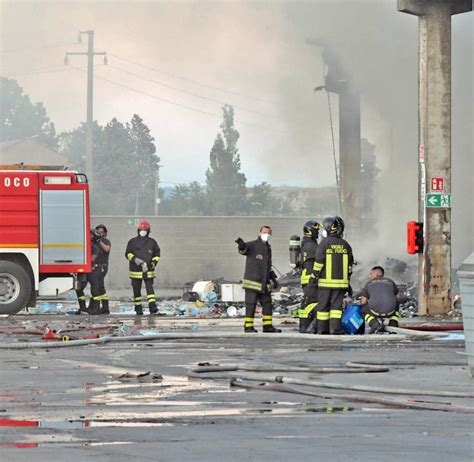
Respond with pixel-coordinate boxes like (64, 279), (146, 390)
(0, 0), (472, 264)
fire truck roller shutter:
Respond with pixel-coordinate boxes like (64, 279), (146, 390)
(0, 260), (32, 315)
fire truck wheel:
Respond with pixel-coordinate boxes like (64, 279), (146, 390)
(0, 261), (32, 315)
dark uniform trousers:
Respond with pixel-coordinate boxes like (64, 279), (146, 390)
(76, 264), (109, 313)
(75, 277), (90, 312)
(362, 306), (400, 326)
(316, 288), (345, 334)
(244, 290), (273, 329)
(299, 283), (318, 332)
(132, 278), (157, 314)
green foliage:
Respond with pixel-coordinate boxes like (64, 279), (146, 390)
(160, 181), (208, 216)
(1, 80), (341, 218)
(0, 77), (57, 147)
(59, 114), (160, 215)
(205, 105), (247, 215)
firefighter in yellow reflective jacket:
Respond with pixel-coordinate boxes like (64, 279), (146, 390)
(125, 220), (161, 315)
(307, 216), (354, 335)
(235, 226), (281, 333)
(298, 220), (320, 333)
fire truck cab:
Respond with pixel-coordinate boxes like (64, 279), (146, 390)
(0, 169), (91, 314)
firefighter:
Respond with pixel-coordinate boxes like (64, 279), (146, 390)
(307, 216), (354, 335)
(125, 220), (160, 315)
(298, 220), (320, 333)
(91, 224), (111, 315)
(358, 266), (400, 333)
(235, 226), (281, 333)
(76, 230), (100, 315)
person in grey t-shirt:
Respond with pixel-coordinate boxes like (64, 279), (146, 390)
(359, 266), (400, 334)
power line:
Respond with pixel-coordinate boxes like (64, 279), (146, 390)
(106, 62), (270, 117)
(70, 66), (284, 132)
(1, 66), (81, 78)
(326, 90), (342, 215)
(109, 53), (278, 106)
(0, 43), (73, 54)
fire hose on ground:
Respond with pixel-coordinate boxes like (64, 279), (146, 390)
(187, 364), (474, 414)
(0, 329), (448, 349)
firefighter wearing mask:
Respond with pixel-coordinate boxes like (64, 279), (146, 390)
(307, 216), (354, 335)
(125, 220), (161, 315)
(91, 224), (111, 314)
(298, 220), (320, 333)
(235, 226), (281, 333)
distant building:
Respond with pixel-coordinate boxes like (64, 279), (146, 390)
(0, 139), (69, 170)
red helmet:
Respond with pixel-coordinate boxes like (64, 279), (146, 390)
(138, 220), (151, 230)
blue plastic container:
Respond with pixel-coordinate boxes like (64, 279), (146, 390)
(342, 304), (364, 335)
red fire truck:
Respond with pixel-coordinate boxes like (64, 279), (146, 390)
(0, 169), (91, 314)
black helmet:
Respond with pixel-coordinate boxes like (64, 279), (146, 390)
(95, 224), (108, 236)
(303, 220), (320, 239)
(334, 216), (345, 236)
(322, 216), (343, 237)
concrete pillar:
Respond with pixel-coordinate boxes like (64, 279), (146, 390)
(398, 0), (472, 314)
(338, 88), (361, 233)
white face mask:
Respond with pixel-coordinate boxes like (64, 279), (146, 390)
(321, 229), (328, 238)
(139, 230), (148, 237)
(260, 233), (271, 242)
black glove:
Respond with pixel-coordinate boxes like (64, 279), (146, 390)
(235, 237), (246, 250)
(309, 276), (318, 288)
(272, 279), (279, 290)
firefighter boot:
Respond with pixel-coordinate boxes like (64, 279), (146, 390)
(100, 299), (110, 315)
(329, 317), (345, 335)
(368, 319), (384, 334)
(388, 319), (399, 327)
(244, 317), (257, 333)
(77, 298), (88, 315)
(305, 318), (318, 334)
(88, 299), (101, 315)
(299, 317), (312, 333)
(263, 325), (282, 333)
(149, 302), (158, 315)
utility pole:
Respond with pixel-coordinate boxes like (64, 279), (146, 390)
(65, 31), (107, 188)
(398, 0), (472, 315)
(154, 170), (161, 216)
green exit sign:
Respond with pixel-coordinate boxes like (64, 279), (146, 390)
(426, 193), (451, 208)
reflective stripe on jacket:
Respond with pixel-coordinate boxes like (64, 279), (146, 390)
(300, 237), (318, 286)
(125, 235), (161, 279)
(313, 236), (353, 289)
(239, 238), (275, 293)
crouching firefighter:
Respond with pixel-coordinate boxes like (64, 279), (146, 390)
(298, 220), (320, 333)
(359, 266), (400, 334)
(307, 216), (354, 335)
(235, 226), (281, 333)
(125, 220), (161, 315)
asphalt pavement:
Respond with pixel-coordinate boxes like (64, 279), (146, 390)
(0, 315), (472, 461)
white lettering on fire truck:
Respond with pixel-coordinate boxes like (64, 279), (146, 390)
(3, 177), (30, 188)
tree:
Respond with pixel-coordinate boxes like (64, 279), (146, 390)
(127, 114), (160, 215)
(58, 121), (102, 171)
(160, 181), (208, 216)
(0, 77), (57, 147)
(248, 182), (276, 216)
(59, 115), (159, 216)
(93, 118), (135, 215)
(206, 105), (247, 215)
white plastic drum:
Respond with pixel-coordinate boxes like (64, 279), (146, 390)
(191, 280), (217, 301)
